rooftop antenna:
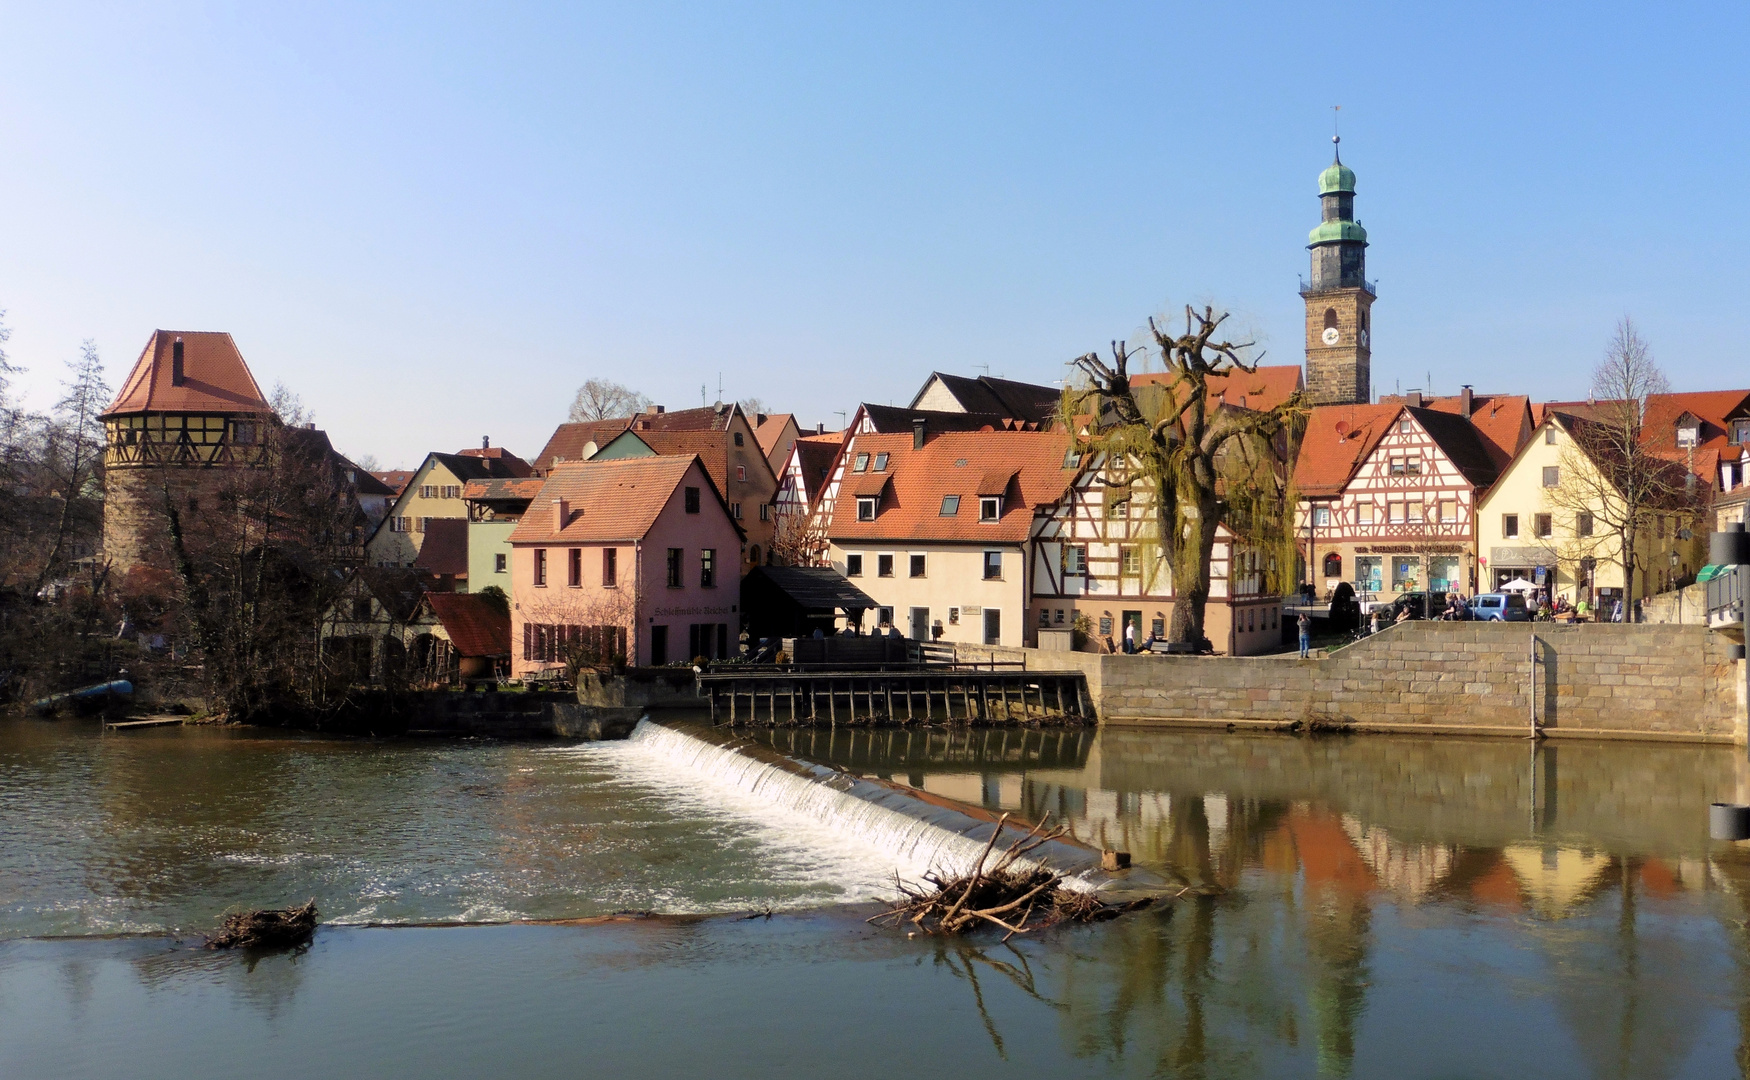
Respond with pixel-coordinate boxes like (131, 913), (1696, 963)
(975, 362), (991, 378)
(717, 372), (723, 405)
(834, 410), (847, 430)
(701, 384), (707, 407)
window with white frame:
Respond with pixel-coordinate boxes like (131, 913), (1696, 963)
(857, 497), (877, 521)
(979, 496), (1001, 522)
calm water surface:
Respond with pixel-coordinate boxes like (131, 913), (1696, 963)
(5, 715), (1750, 1078)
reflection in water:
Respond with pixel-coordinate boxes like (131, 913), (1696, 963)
(795, 728), (1750, 1078)
(9, 720), (1750, 1078)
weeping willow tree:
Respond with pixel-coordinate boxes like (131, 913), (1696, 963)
(1067, 306), (1304, 647)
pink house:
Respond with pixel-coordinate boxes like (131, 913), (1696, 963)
(507, 455), (744, 676)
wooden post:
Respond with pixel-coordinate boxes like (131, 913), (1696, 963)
(1056, 679), (1066, 718)
(829, 679), (837, 726)
(999, 680), (1010, 722)
(730, 684), (737, 725)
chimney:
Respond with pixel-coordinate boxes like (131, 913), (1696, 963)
(816, 422), (825, 435)
(553, 498), (570, 530)
(1460, 385), (1473, 417)
(1405, 390), (1422, 409)
(171, 337), (185, 387)
(482, 435), (491, 450)
(912, 417), (927, 450)
(645, 404), (664, 414)
(756, 413), (767, 426)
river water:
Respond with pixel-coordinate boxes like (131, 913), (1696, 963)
(5, 715), (1750, 1078)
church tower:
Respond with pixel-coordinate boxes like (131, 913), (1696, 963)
(1302, 136), (1373, 405)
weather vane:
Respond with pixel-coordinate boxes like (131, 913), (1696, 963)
(1332, 104), (1341, 148)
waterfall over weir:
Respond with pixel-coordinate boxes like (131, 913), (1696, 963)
(626, 720), (1107, 890)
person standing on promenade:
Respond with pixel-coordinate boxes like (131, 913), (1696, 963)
(1298, 612), (1311, 658)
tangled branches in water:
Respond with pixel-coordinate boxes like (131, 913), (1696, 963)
(206, 900), (318, 950)
(869, 815), (1149, 940)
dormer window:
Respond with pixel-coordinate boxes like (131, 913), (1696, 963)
(1731, 419), (1750, 446)
(979, 496), (1001, 522)
(853, 453), (869, 472)
(1676, 423), (1700, 448)
(1063, 450), (1082, 469)
(873, 452), (889, 471)
(857, 497), (877, 521)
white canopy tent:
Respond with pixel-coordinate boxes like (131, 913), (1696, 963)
(1498, 578), (1538, 593)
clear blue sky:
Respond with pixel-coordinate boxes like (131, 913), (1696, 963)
(2, 2), (1745, 466)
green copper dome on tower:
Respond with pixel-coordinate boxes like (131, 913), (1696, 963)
(1318, 141), (1356, 195)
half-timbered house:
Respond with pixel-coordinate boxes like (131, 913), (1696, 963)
(1294, 398), (1512, 602)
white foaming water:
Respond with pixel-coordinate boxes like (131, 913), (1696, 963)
(615, 721), (1099, 890)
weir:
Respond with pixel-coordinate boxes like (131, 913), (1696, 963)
(627, 720), (1110, 888)
(695, 668), (1091, 726)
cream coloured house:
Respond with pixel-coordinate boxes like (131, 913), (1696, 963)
(364, 447), (531, 573)
(1475, 412), (1705, 609)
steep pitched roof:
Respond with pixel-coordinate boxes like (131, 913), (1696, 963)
(413, 518), (470, 577)
(422, 592), (511, 658)
(346, 462), (395, 497)
(753, 413), (796, 456)
(1412, 393), (1532, 469)
(429, 451), (532, 482)
(793, 432), (843, 502)
(531, 419), (636, 473)
(909, 373), (1062, 423)
(373, 470), (415, 496)
(825, 430), (1075, 544)
(631, 430), (748, 493)
(507, 456), (724, 545)
(457, 445), (530, 468)
(103, 330), (271, 417)
(1290, 404), (1400, 496)
(1130, 365), (1303, 415)
(1409, 407), (1502, 488)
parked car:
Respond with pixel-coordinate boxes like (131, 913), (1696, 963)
(1469, 592), (1530, 622)
(1385, 591), (1448, 622)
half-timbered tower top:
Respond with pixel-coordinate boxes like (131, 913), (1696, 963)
(102, 330), (272, 419)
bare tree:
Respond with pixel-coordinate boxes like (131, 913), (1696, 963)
(1068, 306), (1303, 647)
(767, 498), (819, 566)
(32, 341), (111, 592)
(569, 379), (650, 422)
(1548, 319), (1708, 604)
(739, 397), (770, 419)
(518, 588), (634, 683)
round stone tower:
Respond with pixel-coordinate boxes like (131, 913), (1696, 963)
(1302, 137), (1374, 406)
(100, 331), (274, 585)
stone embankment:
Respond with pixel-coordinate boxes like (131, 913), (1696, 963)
(964, 622), (1749, 744)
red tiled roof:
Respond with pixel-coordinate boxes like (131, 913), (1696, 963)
(462, 477), (545, 502)
(103, 330), (271, 417)
(630, 403), (739, 433)
(531, 419), (636, 473)
(793, 432), (843, 505)
(373, 470), (415, 496)
(627, 430), (744, 495)
(826, 430), (1074, 544)
(1130, 365), (1303, 415)
(1411, 393), (1532, 469)
(508, 456), (715, 545)
(1642, 389), (1750, 452)
(754, 413), (795, 456)
(1291, 403), (1401, 496)
(413, 518), (470, 577)
(423, 592), (510, 658)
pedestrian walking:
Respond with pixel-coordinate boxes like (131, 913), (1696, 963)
(1297, 612), (1311, 658)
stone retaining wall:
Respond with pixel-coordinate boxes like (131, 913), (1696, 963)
(965, 623), (1748, 743)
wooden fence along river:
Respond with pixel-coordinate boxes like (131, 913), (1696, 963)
(696, 643), (1090, 727)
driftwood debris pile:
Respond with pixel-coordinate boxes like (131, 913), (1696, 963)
(870, 815), (1148, 940)
(206, 901), (319, 950)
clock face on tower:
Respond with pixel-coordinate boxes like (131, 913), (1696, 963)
(1321, 327), (1340, 346)
(1359, 328), (1370, 347)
